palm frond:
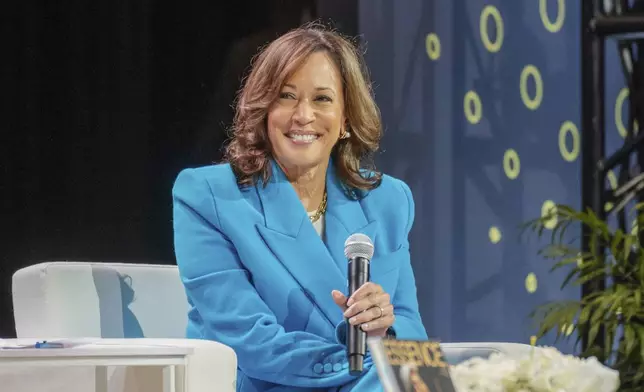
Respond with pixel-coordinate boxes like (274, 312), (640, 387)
(523, 202), (644, 390)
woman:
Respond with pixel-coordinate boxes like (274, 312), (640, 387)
(172, 24), (428, 391)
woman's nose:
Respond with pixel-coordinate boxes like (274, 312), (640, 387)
(293, 101), (314, 125)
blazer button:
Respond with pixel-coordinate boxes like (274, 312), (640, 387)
(333, 363), (342, 372)
(342, 362), (349, 369)
(323, 363), (332, 373)
(313, 363), (323, 374)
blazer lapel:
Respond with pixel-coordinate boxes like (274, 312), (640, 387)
(255, 160), (379, 328)
(255, 160), (346, 327)
(323, 167), (379, 278)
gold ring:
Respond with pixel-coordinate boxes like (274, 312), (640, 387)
(376, 306), (384, 318)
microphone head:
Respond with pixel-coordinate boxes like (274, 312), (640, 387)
(344, 233), (374, 260)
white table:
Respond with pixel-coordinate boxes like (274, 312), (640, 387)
(0, 339), (194, 392)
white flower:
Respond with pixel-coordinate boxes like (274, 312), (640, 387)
(449, 346), (620, 392)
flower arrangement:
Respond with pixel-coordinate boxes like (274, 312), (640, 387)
(449, 346), (620, 392)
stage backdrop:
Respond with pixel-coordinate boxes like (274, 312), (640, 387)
(359, 0), (630, 352)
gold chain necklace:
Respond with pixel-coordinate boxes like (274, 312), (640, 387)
(309, 191), (328, 223)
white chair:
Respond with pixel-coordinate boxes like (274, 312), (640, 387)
(8, 261), (237, 392)
(8, 261), (534, 391)
(439, 341), (536, 364)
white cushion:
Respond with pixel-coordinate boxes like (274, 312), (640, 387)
(12, 262), (190, 339)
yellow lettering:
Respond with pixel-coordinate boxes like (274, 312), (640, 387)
(383, 340), (447, 368)
(420, 342), (447, 368)
(384, 343), (403, 365)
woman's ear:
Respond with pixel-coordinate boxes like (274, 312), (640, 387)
(341, 123), (351, 139)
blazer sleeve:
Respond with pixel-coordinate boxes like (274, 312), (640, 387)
(388, 180), (428, 340)
(172, 169), (359, 388)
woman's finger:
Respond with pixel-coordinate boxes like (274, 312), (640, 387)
(361, 313), (395, 332)
(331, 290), (348, 311)
(346, 295), (392, 323)
(346, 282), (383, 307)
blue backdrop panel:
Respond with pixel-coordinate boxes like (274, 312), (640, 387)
(358, 0), (629, 352)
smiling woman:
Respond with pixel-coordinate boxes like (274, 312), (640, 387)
(267, 51), (345, 193)
(226, 24), (382, 197)
(172, 22), (428, 392)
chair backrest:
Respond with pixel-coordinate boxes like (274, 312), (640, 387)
(12, 262), (189, 339)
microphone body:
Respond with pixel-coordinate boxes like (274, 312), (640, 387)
(344, 233), (375, 376)
(347, 255), (370, 375)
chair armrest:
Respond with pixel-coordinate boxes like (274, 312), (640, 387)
(440, 342), (535, 365)
(0, 338), (237, 392)
(93, 338), (238, 392)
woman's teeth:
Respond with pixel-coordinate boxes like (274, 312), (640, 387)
(288, 133), (318, 143)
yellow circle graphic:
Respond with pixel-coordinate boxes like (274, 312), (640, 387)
(614, 87), (639, 138)
(525, 273), (538, 293)
(425, 33), (441, 61)
(480, 5), (504, 53)
(539, 0), (566, 33)
(489, 226), (502, 244)
(541, 200), (557, 229)
(558, 121), (580, 162)
(503, 149), (520, 179)
(464, 90), (482, 124)
(520, 65), (543, 110)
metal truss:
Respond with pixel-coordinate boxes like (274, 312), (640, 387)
(582, 0), (644, 354)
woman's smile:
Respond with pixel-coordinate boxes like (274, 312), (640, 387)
(284, 130), (322, 145)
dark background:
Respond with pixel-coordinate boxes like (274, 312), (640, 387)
(1, 0), (358, 338)
(2, 1), (616, 352)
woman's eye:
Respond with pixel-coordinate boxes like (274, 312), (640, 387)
(279, 92), (295, 99)
(316, 95), (332, 102)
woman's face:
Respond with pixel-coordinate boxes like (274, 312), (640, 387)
(267, 51), (345, 174)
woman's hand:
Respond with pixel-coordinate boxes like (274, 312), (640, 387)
(331, 282), (394, 338)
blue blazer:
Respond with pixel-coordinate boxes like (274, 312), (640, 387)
(172, 160), (427, 392)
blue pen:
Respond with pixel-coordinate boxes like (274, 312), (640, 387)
(35, 341), (65, 348)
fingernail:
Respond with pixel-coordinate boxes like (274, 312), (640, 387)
(362, 323), (369, 331)
(347, 298), (354, 306)
(349, 317), (357, 325)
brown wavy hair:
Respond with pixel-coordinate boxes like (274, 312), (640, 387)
(224, 23), (383, 195)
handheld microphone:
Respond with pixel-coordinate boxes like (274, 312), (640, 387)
(344, 233), (375, 375)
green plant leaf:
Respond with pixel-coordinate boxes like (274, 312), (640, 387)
(523, 202), (644, 382)
(530, 301), (581, 340)
(625, 234), (634, 262)
(572, 268), (607, 287)
(625, 324), (637, 357)
(634, 325), (644, 363)
(611, 229), (625, 260)
(559, 267), (580, 291)
(579, 304), (592, 325)
(588, 322), (601, 350)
